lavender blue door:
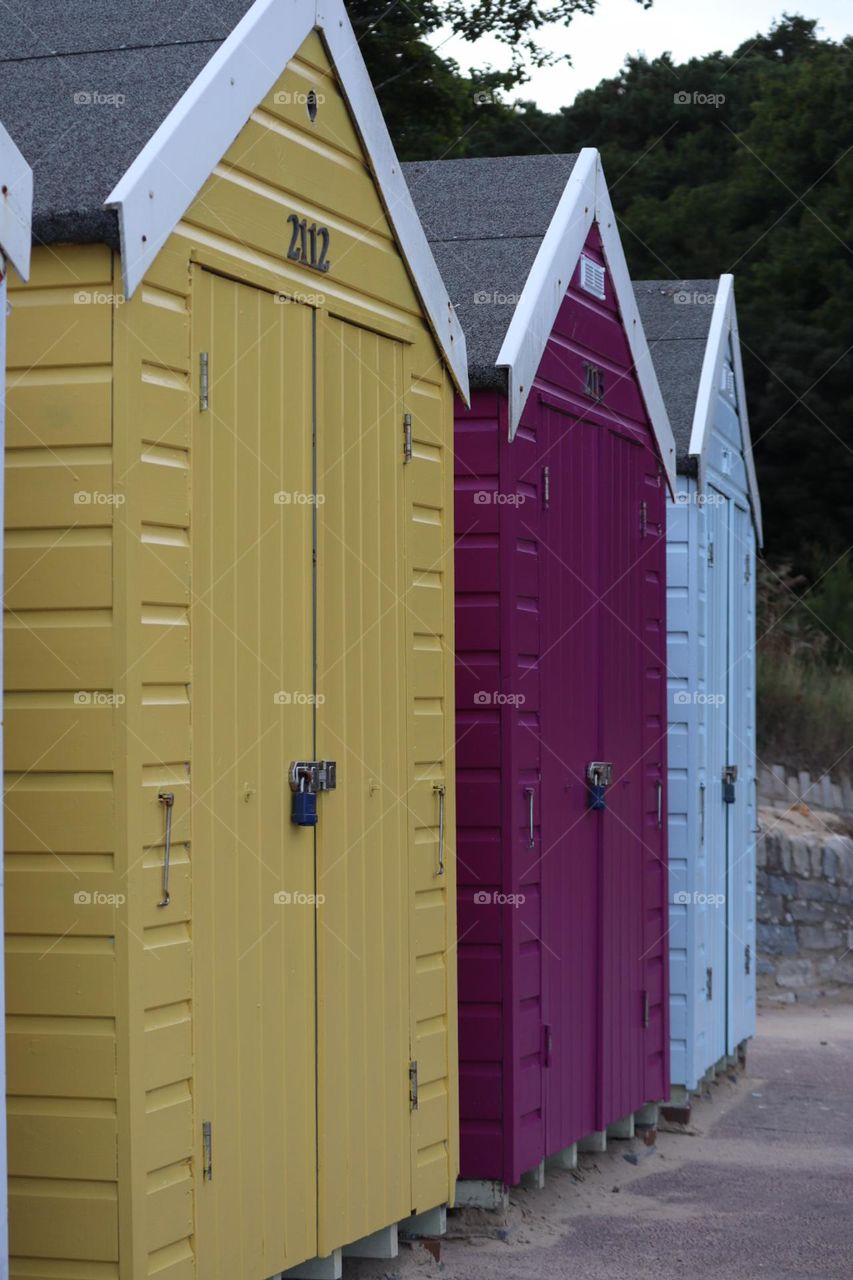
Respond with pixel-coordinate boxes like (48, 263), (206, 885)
(455, 228), (669, 1186)
(664, 323), (758, 1090)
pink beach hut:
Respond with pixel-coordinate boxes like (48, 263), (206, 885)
(405, 151), (677, 1200)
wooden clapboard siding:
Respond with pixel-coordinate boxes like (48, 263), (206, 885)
(405, 335), (458, 1212)
(4, 245), (121, 1274)
(113, 234), (193, 1280)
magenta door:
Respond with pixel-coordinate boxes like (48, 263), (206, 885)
(599, 423), (648, 1127)
(599, 420), (669, 1124)
(455, 381), (668, 1184)
(539, 405), (600, 1153)
(540, 403), (668, 1149)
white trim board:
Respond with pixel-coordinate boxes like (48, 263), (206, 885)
(495, 147), (677, 492)
(0, 121), (32, 279)
(106, 0), (469, 399)
(688, 275), (763, 545)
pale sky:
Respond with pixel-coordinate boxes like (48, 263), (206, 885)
(432, 1), (852, 112)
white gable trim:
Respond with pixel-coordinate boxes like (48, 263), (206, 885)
(495, 148), (677, 492)
(106, 0), (469, 399)
(0, 121), (32, 279)
(688, 275), (763, 545)
(497, 148), (596, 439)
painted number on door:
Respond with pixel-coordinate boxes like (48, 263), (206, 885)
(287, 213), (331, 273)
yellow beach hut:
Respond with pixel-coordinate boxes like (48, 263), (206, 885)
(0, 2), (466, 1277)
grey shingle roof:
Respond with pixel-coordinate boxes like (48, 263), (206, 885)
(0, 0), (255, 245)
(403, 154), (579, 389)
(633, 278), (719, 471)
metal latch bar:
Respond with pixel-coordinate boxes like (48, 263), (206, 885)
(202, 1120), (213, 1181)
(199, 352), (209, 411)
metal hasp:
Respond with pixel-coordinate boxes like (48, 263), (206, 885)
(289, 760), (337, 827)
(586, 761), (613, 812)
(722, 763), (738, 804)
(157, 791), (175, 907)
(289, 760), (337, 793)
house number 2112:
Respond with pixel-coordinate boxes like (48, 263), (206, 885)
(286, 213), (331, 273)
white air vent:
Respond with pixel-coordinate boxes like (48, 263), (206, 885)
(580, 254), (606, 300)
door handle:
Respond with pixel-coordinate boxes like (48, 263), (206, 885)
(525, 786), (535, 848)
(433, 783), (446, 875)
(157, 791), (175, 908)
(656, 779), (663, 830)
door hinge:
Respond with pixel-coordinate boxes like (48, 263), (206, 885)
(745, 553), (751, 583)
(639, 500), (648, 538)
(707, 538), (714, 566)
(642, 990), (650, 1028)
(403, 412), (413, 464)
(745, 943), (751, 975)
(542, 1023), (553, 1067)
(409, 1059), (419, 1111)
(199, 351), (209, 411)
(202, 1120), (213, 1181)
(706, 966), (713, 1001)
(543, 464), (550, 510)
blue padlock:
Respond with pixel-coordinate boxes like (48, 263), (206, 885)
(292, 785), (318, 826)
(589, 783), (606, 811)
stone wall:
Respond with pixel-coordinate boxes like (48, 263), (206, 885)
(757, 805), (853, 1003)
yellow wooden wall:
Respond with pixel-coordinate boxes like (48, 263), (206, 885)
(4, 29), (457, 1279)
(4, 243), (123, 1277)
(404, 336), (459, 1214)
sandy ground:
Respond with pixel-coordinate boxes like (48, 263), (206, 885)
(350, 1002), (853, 1280)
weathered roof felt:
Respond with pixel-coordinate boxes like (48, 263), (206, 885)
(0, 0), (254, 245)
(403, 154), (579, 389)
(633, 278), (719, 471)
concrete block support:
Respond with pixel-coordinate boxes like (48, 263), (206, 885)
(342, 1225), (398, 1259)
(282, 1251), (342, 1280)
(519, 1161), (545, 1191)
(399, 1206), (447, 1238)
(546, 1144), (578, 1171)
(454, 1180), (509, 1211)
(607, 1114), (635, 1140)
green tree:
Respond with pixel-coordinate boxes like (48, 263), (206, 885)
(348, 0), (653, 157)
(544, 19), (853, 566)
